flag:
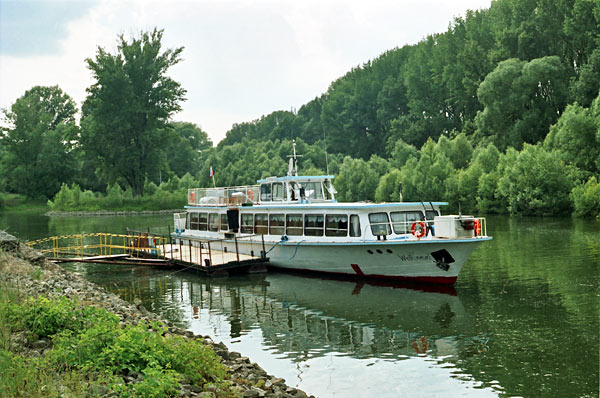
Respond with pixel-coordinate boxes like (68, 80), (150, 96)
(209, 167), (214, 179)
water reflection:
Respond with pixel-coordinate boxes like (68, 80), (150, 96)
(3, 210), (598, 397)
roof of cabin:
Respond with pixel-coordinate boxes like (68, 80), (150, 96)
(256, 175), (335, 183)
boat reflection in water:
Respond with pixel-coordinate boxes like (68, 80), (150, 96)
(169, 272), (499, 397)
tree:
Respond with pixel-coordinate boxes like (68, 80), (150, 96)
(164, 122), (212, 179)
(475, 56), (570, 150)
(0, 85), (77, 198)
(81, 28), (186, 196)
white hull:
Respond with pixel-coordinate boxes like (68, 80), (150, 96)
(176, 234), (489, 284)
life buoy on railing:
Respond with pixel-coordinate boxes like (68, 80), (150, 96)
(189, 191), (196, 204)
(247, 189), (255, 201)
(411, 221), (427, 238)
(474, 219), (482, 236)
(413, 336), (429, 354)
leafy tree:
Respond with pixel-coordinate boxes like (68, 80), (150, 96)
(81, 28), (186, 196)
(334, 157), (379, 201)
(164, 122), (212, 178)
(571, 176), (600, 219)
(497, 144), (576, 215)
(544, 102), (600, 174)
(475, 56), (570, 149)
(0, 85), (78, 198)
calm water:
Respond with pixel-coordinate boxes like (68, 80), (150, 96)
(1, 210), (598, 398)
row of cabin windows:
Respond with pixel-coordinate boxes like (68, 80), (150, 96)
(260, 181), (330, 202)
(368, 210), (439, 235)
(241, 213), (361, 237)
(187, 212), (360, 237)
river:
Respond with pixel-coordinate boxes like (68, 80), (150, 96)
(1, 210), (598, 398)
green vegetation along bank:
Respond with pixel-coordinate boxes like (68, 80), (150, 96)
(2, 0), (599, 219)
(0, 232), (313, 398)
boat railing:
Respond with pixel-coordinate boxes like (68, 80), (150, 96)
(188, 185), (260, 206)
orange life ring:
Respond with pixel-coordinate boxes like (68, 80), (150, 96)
(413, 336), (429, 354)
(247, 189), (255, 201)
(189, 191), (195, 203)
(411, 221), (427, 238)
(474, 219), (481, 236)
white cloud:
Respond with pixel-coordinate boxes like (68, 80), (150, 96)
(0, 0), (491, 144)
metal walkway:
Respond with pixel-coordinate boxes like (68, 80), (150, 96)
(25, 232), (268, 276)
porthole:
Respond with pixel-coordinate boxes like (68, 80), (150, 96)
(386, 249), (393, 254)
(367, 250), (374, 254)
(376, 249), (383, 254)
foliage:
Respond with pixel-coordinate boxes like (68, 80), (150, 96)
(48, 182), (187, 212)
(334, 157), (379, 201)
(497, 144), (576, 215)
(81, 28), (186, 196)
(0, 85), (78, 199)
(1, 292), (231, 398)
(571, 176), (600, 219)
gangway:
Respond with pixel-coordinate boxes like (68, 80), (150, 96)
(25, 232), (268, 276)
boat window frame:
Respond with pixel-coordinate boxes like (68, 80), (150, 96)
(368, 212), (391, 236)
(254, 213), (268, 234)
(220, 214), (229, 231)
(198, 212), (209, 231)
(300, 182), (325, 200)
(260, 184), (272, 202)
(390, 211), (424, 234)
(272, 183), (284, 202)
(286, 214), (303, 236)
(241, 214), (253, 234)
(350, 214), (361, 237)
(325, 214), (348, 237)
(269, 213), (285, 235)
(208, 213), (219, 232)
(304, 214), (324, 236)
(189, 212), (200, 230)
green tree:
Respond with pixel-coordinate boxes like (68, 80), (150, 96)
(334, 157), (379, 201)
(164, 122), (212, 178)
(475, 56), (570, 149)
(0, 85), (78, 198)
(544, 102), (600, 174)
(497, 144), (576, 215)
(81, 28), (186, 196)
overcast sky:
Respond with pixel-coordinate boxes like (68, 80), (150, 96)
(0, 0), (491, 145)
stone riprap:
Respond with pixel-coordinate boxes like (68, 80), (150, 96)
(0, 232), (313, 398)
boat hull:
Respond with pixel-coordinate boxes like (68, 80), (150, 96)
(225, 238), (488, 285)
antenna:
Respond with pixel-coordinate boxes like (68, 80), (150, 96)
(287, 140), (302, 176)
(323, 127), (329, 175)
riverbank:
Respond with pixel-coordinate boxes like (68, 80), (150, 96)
(0, 231), (313, 398)
(45, 209), (181, 217)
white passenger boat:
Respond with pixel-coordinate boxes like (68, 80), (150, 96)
(173, 145), (491, 285)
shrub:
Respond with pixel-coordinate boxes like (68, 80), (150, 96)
(571, 176), (600, 219)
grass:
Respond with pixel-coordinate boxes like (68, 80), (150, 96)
(0, 252), (235, 398)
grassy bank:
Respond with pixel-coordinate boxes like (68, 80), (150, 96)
(0, 193), (47, 212)
(0, 251), (233, 398)
(47, 183), (186, 212)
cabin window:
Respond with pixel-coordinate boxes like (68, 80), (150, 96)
(269, 214), (285, 235)
(304, 214), (324, 236)
(198, 213), (209, 231)
(189, 213), (199, 230)
(425, 210), (439, 221)
(209, 213), (219, 232)
(369, 212), (391, 236)
(254, 214), (268, 234)
(390, 211), (424, 234)
(326, 214), (348, 237)
(286, 214), (303, 236)
(241, 214), (253, 234)
(272, 183), (284, 201)
(260, 184), (272, 201)
(350, 214), (361, 237)
(220, 214), (229, 231)
(301, 182), (324, 200)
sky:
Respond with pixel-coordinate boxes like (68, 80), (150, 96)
(0, 0), (492, 145)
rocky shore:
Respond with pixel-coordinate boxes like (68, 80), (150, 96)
(0, 231), (313, 398)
